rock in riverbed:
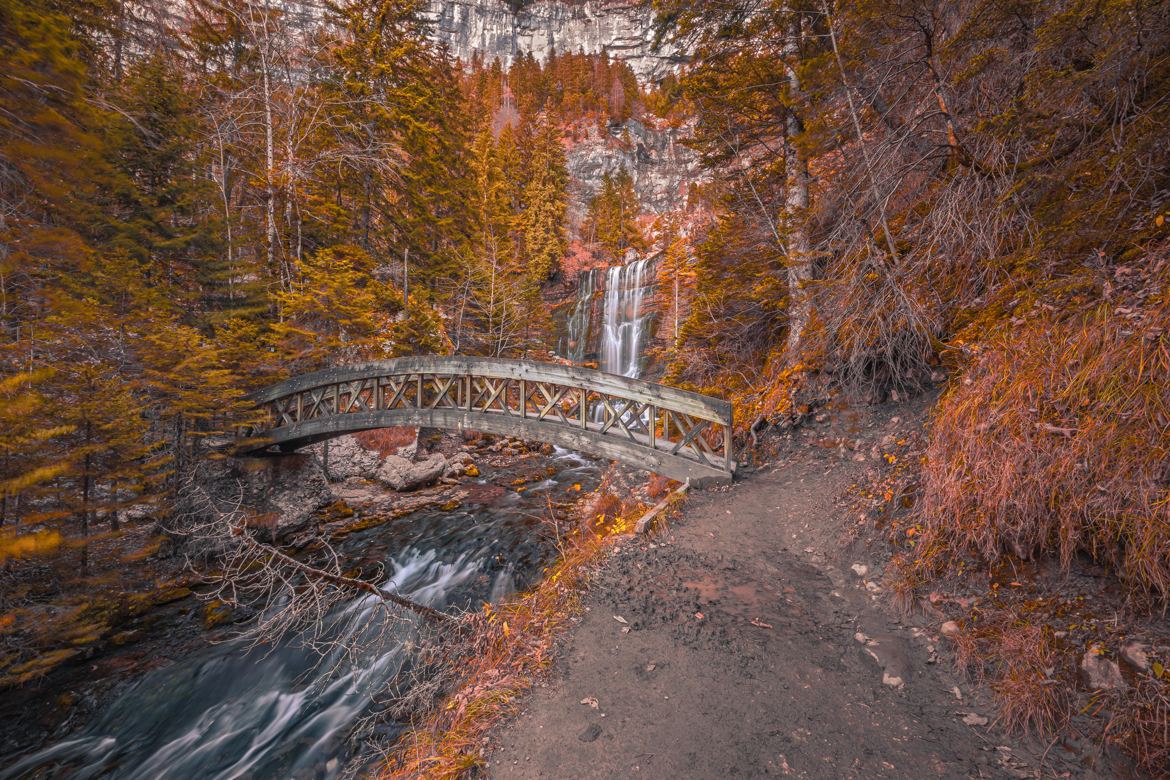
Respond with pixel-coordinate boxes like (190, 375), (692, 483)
(375, 453), (448, 492)
(318, 435), (383, 482)
(315, 434), (454, 492)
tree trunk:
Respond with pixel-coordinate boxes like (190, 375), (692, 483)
(81, 446), (91, 575)
(782, 9), (812, 360)
(260, 0), (279, 290)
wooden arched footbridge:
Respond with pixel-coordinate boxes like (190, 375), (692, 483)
(234, 357), (736, 484)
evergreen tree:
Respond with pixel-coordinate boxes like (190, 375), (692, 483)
(520, 114), (569, 282)
(0, 370), (73, 527)
(388, 296), (453, 358)
(273, 245), (399, 372)
(583, 169), (646, 261)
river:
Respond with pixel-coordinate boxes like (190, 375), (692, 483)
(1, 449), (601, 780)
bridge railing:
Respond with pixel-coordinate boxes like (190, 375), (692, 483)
(238, 357), (735, 482)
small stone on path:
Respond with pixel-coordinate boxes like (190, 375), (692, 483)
(578, 723), (602, 743)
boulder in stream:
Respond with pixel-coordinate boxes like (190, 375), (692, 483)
(317, 435), (383, 482)
(375, 453), (448, 492)
(314, 434), (451, 492)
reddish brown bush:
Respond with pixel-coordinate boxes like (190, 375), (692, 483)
(353, 427), (417, 456)
(920, 303), (1170, 603)
(988, 623), (1071, 735)
(949, 611), (1072, 736)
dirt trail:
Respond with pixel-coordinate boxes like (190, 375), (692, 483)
(488, 409), (1124, 779)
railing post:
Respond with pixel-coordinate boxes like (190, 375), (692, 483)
(724, 412), (734, 476)
(649, 404), (656, 450)
(520, 380), (526, 419)
(580, 387), (587, 428)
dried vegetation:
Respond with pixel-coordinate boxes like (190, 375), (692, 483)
(921, 285), (1170, 603)
(380, 483), (646, 778)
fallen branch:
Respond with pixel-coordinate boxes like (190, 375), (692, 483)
(232, 527), (455, 624)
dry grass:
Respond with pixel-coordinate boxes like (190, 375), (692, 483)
(987, 623), (1072, 735)
(645, 474), (679, 501)
(919, 300), (1170, 604)
(380, 491), (638, 778)
(1102, 676), (1170, 775)
(950, 610), (1072, 736)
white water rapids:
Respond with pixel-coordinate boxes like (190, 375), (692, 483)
(2, 450), (600, 780)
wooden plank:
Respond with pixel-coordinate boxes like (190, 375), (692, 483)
(634, 482), (689, 534)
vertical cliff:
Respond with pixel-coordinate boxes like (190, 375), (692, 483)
(565, 117), (702, 221)
(422, 0), (683, 83)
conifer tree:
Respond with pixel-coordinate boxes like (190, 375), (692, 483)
(0, 370), (73, 527)
(388, 296), (453, 358)
(520, 113), (570, 282)
(584, 169), (646, 261)
(273, 245), (399, 372)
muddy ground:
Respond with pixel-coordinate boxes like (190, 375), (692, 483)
(488, 402), (1136, 779)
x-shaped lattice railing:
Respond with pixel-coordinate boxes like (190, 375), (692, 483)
(237, 357), (736, 484)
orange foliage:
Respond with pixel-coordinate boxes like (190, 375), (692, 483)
(919, 298), (1170, 603)
(353, 428), (417, 456)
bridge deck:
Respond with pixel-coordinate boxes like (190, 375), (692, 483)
(235, 357), (736, 485)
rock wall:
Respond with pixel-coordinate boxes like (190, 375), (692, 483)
(422, 0), (683, 83)
(567, 118), (702, 220)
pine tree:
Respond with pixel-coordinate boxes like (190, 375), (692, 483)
(0, 370), (73, 527)
(388, 296), (453, 358)
(520, 114), (569, 282)
(273, 245), (399, 372)
(583, 169), (646, 261)
(110, 51), (225, 311)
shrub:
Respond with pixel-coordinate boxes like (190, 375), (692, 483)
(919, 301), (1170, 603)
(950, 610), (1073, 736)
(353, 427), (417, 456)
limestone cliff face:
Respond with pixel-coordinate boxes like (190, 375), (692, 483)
(424, 1), (703, 225)
(566, 118), (703, 220)
(422, 0), (682, 83)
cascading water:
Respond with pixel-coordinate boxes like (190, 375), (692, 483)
(562, 267), (598, 365)
(1, 451), (601, 780)
(599, 257), (656, 379)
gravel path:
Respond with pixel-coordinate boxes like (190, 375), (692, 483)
(487, 414), (1124, 779)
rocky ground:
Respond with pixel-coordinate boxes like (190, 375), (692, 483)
(487, 399), (1141, 779)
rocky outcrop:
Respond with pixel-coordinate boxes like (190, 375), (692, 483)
(374, 453), (449, 492)
(316, 434), (458, 492)
(423, 0), (684, 84)
(258, 455), (333, 539)
(173, 453), (334, 548)
(319, 435), (384, 482)
(567, 118), (703, 219)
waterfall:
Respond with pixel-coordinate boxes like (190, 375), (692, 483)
(599, 257), (655, 379)
(559, 255), (657, 379)
(563, 268), (598, 364)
